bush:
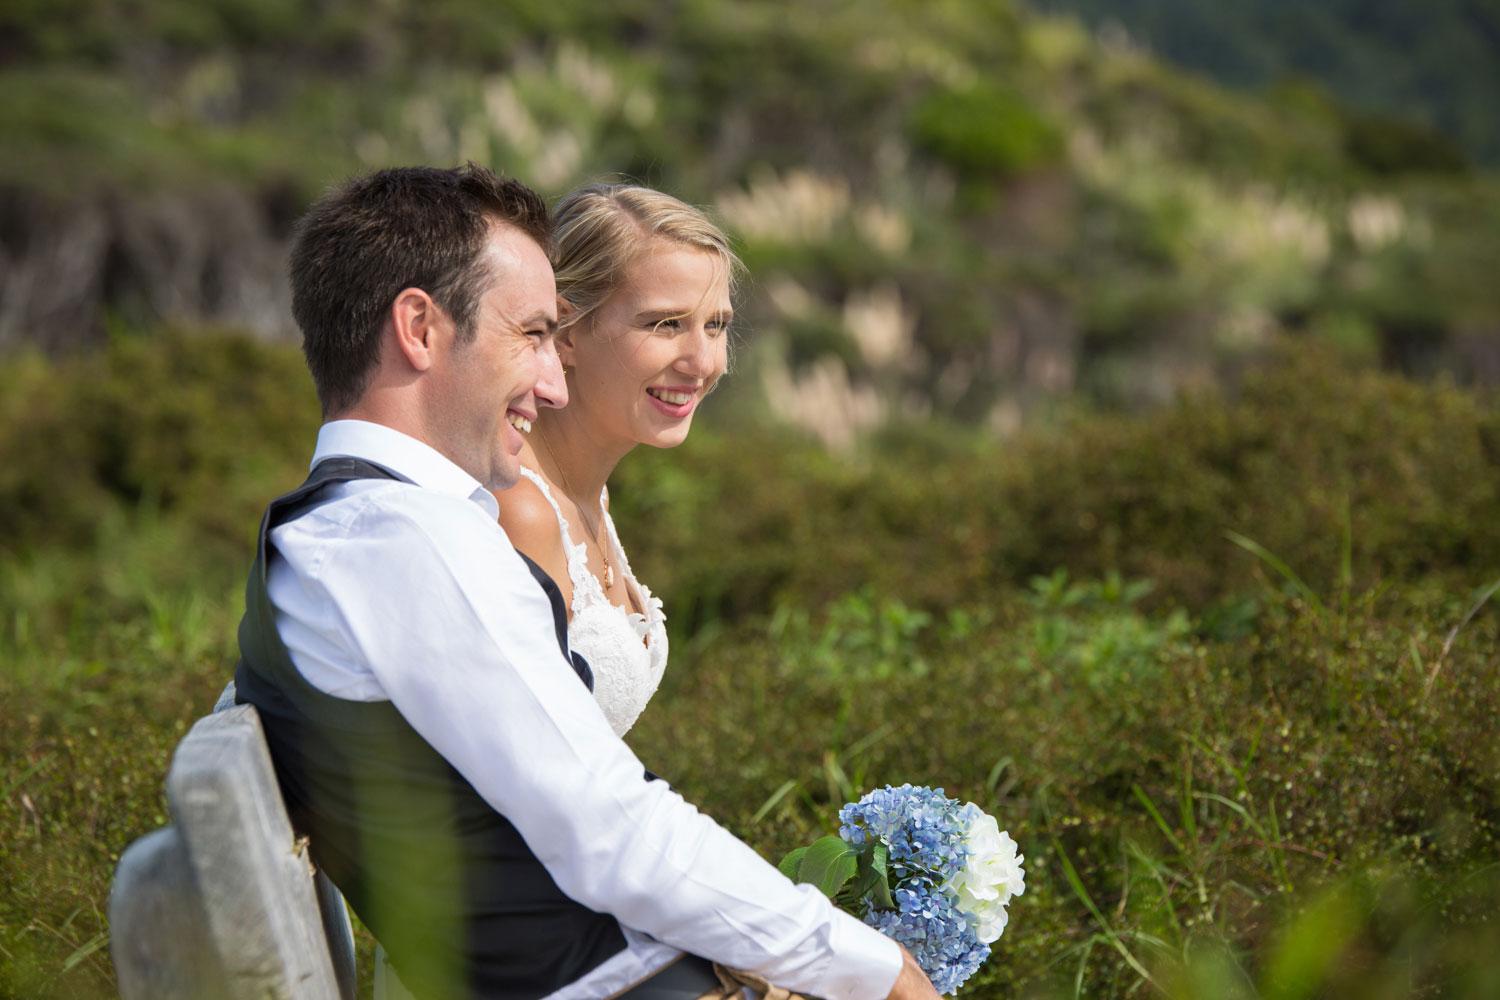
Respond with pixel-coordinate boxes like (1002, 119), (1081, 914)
(908, 81), (1064, 179)
(630, 582), (1500, 998)
(612, 345), (1500, 628)
(0, 329), (317, 558)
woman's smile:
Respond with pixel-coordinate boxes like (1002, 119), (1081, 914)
(645, 385), (700, 416)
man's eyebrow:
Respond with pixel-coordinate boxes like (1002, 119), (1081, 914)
(519, 311), (558, 334)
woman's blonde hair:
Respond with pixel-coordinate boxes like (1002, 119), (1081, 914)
(550, 183), (743, 331)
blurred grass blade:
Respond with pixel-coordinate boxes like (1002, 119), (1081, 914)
(1053, 837), (1158, 989)
(1131, 783), (1184, 853)
(1260, 882), (1361, 1000)
(1225, 530), (1325, 613)
(843, 722), (897, 760)
(751, 779), (800, 824)
(1425, 575), (1500, 698)
(823, 749), (854, 805)
(986, 756), (1014, 796)
(2, 752), (55, 800)
(61, 931), (108, 972)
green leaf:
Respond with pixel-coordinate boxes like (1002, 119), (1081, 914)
(847, 840), (895, 909)
(868, 842), (894, 908)
(777, 846), (809, 882)
(796, 836), (859, 898)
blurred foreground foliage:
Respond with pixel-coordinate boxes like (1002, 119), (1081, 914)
(2, 333), (1498, 997)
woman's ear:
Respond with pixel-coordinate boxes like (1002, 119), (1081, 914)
(555, 296), (579, 365)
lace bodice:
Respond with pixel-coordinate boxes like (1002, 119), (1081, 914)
(516, 466), (668, 737)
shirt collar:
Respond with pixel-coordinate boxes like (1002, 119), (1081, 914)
(311, 420), (500, 520)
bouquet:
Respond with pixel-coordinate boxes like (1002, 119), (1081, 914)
(779, 785), (1025, 995)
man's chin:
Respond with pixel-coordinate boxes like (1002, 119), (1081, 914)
(488, 457), (521, 493)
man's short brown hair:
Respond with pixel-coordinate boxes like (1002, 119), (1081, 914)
(290, 163), (551, 415)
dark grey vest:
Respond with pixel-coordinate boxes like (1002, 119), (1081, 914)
(234, 458), (627, 999)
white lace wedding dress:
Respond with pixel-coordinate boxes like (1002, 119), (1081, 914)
(517, 466), (668, 737)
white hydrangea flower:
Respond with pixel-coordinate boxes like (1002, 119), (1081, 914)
(942, 803), (1026, 944)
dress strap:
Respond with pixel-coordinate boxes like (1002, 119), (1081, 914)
(517, 465), (566, 521)
(516, 465), (604, 613)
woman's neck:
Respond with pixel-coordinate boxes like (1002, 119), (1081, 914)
(527, 406), (630, 515)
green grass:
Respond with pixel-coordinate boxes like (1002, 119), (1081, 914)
(2, 335), (1498, 997)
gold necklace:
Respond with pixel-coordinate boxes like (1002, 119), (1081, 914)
(536, 431), (615, 590)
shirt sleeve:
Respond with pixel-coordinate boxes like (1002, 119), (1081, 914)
(274, 485), (903, 1000)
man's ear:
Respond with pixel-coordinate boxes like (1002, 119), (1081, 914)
(390, 287), (446, 372)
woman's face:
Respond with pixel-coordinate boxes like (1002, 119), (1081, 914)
(562, 242), (731, 451)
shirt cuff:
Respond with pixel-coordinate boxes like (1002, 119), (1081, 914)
(818, 909), (903, 1000)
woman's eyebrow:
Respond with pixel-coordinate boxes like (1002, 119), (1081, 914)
(634, 308), (685, 323)
(635, 307), (734, 318)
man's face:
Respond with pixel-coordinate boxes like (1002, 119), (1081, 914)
(427, 223), (563, 490)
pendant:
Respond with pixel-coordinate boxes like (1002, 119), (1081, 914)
(603, 564), (615, 590)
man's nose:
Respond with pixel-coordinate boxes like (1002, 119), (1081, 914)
(535, 339), (568, 409)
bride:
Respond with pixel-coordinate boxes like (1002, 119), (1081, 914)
(495, 182), (740, 736)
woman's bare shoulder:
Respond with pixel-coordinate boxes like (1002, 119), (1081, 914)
(493, 475), (563, 548)
(493, 474), (575, 602)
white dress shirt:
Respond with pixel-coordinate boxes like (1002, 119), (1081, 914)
(265, 420), (902, 1000)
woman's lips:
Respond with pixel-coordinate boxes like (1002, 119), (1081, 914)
(646, 386), (698, 417)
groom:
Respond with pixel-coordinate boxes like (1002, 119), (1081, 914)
(233, 163), (940, 1000)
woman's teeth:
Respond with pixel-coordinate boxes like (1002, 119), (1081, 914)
(648, 388), (694, 406)
(506, 412), (532, 433)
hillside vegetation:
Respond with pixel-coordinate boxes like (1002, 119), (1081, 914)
(2, 2), (1499, 997)
(2, 0), (1498, 435)
(2, 334), (1498, 998)
(1030, 0), (1500, 165)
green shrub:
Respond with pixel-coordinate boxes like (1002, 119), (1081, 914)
(908, 81), (1064, 179)
(0, 329), (317, 557)
(613, 345), (1500, 627)
(627, 578), (1500, 998)
(1342, 109), (1471, 177)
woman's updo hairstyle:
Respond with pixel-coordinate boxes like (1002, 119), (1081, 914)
(550, 183), (743, 332)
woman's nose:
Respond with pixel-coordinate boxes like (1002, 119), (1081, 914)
(676, 328), (720, 377)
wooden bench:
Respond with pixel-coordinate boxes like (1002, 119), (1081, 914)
(109, 704), (357, 1000)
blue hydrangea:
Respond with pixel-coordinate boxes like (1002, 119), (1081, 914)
(837, 785), (991, 993)
(863, 883), (991, 994)
(838, 784), (970, 883)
